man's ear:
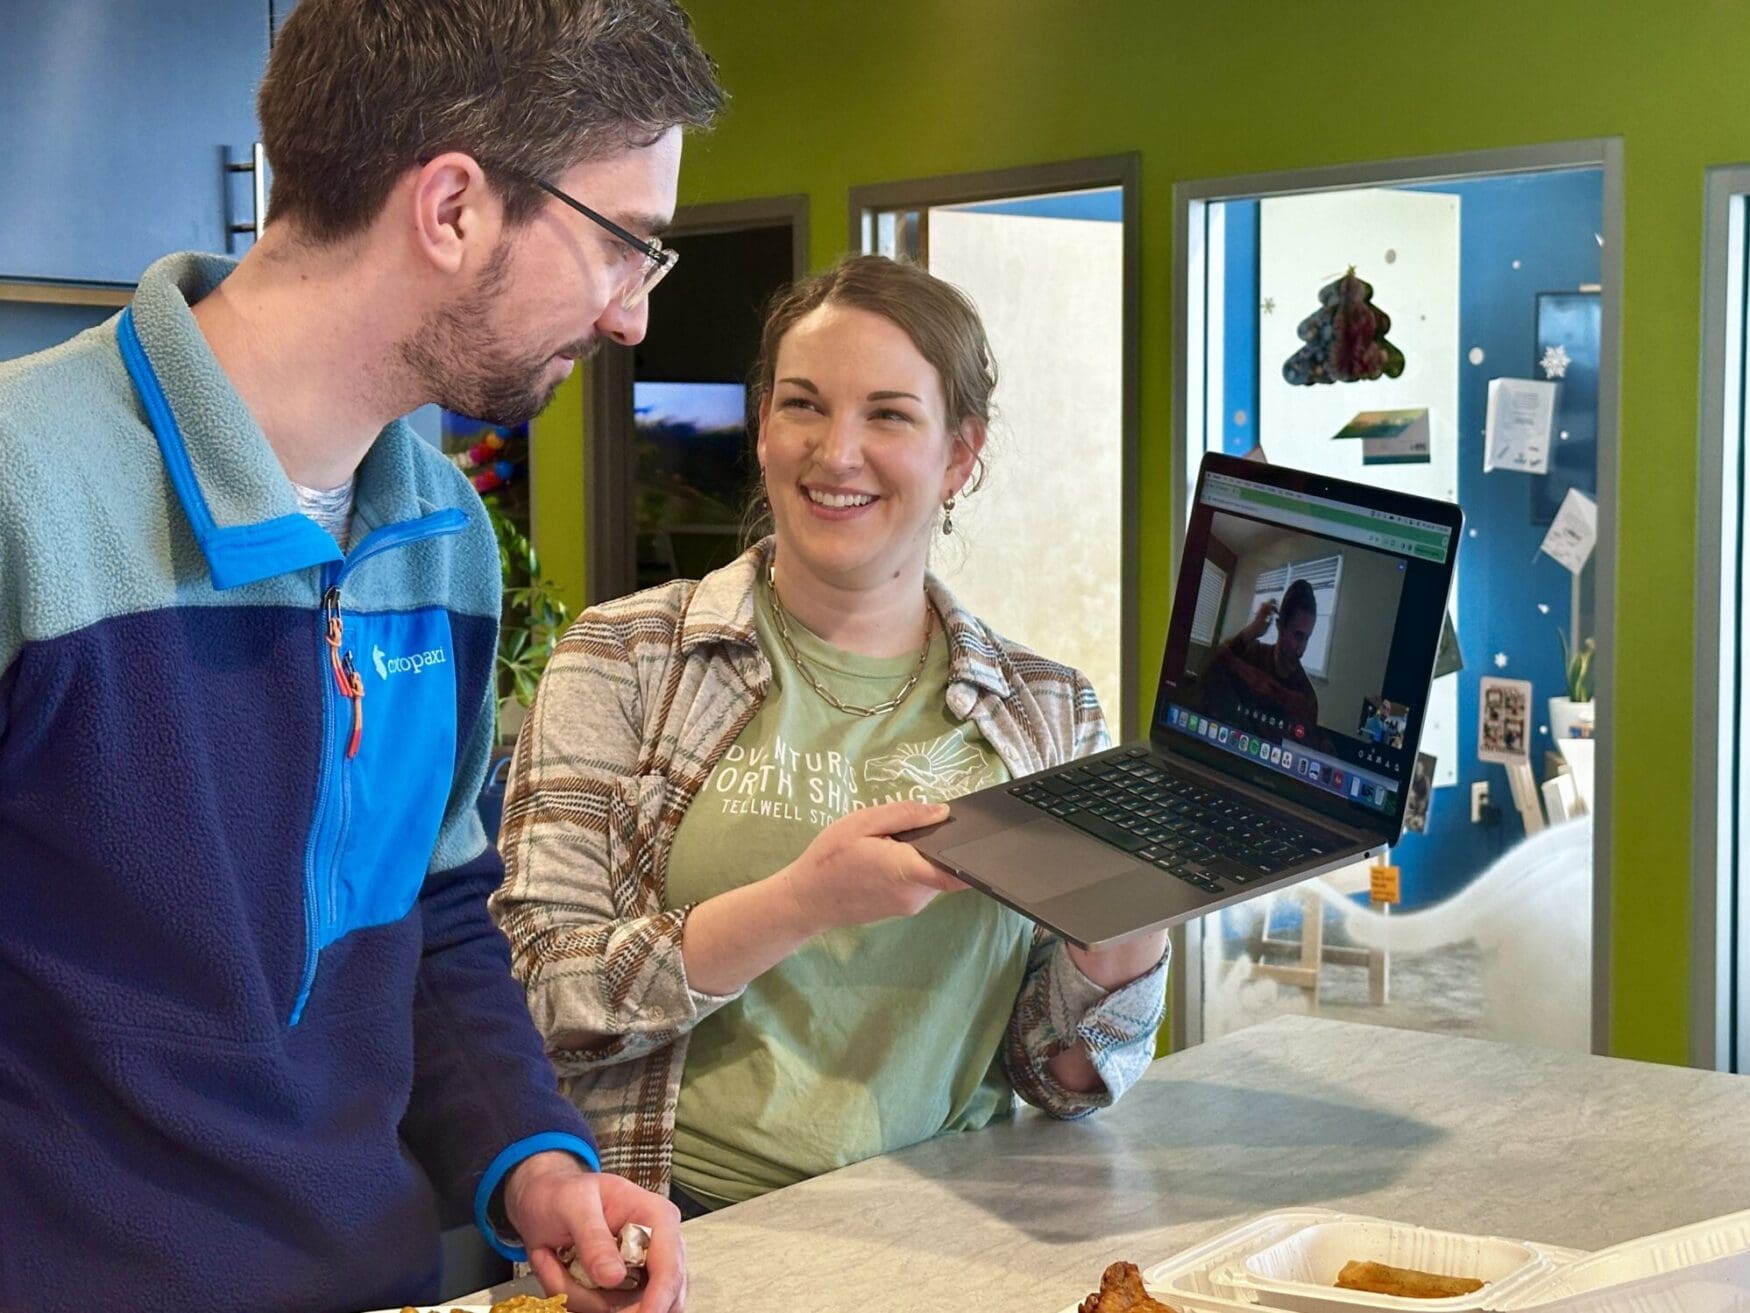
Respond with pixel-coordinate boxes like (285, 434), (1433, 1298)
(945, 416), (987, 498)
(407, 152), (500, 276)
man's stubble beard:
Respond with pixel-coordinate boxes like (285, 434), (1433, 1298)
(399, 241), (598, 427)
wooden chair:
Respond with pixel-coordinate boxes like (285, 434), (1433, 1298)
(1249, 858), (1391, 1005)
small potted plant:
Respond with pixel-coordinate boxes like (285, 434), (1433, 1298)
(490, 502), (569, 744)
(1550, 628), (1596, 742)
(477, 500), (570, 841)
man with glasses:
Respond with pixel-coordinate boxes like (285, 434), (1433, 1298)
(0, 4), (721, 1311)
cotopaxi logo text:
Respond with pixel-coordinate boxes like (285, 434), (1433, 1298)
(371, 644), (448, 680)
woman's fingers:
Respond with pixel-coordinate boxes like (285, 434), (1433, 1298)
(853, 799), (951, 837)
(908, 857), (970, 894)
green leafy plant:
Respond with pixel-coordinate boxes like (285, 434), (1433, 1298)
(1557, 627), (1596, 703)
(486, 498), (569, 743)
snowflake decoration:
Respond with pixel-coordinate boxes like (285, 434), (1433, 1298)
(1261, 297), (1276, 315)
(1493, 652), (1510, 669)
(1540, 344), (1571, 379)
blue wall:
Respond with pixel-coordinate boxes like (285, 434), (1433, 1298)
(955, 189), (1124, 223)
(1221, 201), (1260, 456)
(1222, 169), (1603, 906)
(0, 302), (114, 364)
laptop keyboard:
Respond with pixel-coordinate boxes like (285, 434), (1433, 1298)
(1008, 749), (1348, 895)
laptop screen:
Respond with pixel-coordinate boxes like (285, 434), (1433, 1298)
(1155, 456), (1462, 836)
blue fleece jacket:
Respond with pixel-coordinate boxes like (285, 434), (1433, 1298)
(0, 253), (596, 1312)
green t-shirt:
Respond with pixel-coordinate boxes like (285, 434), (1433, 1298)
(665, 581), (1024, 1207)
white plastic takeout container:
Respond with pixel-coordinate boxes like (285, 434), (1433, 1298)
(1122, 1206), (1750, 1313)
(1495, 1207), (1750, 1313)
(1222, 1215), (1559, 1311)
(1137, 1209), (1576, 1313)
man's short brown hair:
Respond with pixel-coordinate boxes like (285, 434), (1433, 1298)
(258, 0), (723, 243)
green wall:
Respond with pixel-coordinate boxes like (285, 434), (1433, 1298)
(532, 368), (588, 621)
(562, 0), (1746, 1063)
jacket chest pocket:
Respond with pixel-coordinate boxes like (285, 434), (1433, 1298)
(320, 607), (458, 946)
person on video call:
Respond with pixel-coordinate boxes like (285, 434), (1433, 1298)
(1202, 578), (1322, 734)
(1362, 700), (1388, 742)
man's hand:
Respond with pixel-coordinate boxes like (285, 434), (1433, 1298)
(504, 1151), (685, 1312)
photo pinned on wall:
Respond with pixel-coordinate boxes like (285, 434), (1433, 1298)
(1332, 408), (1431, 466)
(1403, 752), (1437, 834)
(1478, 676), (1534, 765)
(1483, 378), (1556, 474)
(1538, 487), (1597, 575)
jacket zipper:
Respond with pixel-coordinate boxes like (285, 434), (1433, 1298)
(322, 586), (360, 936)
(325, 586), (366, 759)
(288, 507), (468, 1026)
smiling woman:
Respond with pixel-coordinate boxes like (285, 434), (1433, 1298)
(493, 253), (1171, 1216)
(754, 297), (981, 649)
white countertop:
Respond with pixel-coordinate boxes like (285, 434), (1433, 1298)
(474, 1015), (1750, 1310)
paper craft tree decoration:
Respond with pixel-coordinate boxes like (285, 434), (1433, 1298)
(1283, 267), (1406, 386)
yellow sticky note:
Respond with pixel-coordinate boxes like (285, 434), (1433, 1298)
(1369, 862), (1402, 905)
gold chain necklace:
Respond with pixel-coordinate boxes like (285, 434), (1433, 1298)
(765, 567), (934, 718)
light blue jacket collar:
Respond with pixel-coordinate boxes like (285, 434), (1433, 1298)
(122, 251), (444, 590)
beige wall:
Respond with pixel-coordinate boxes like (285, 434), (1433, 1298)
(925, 207), (1126, 722)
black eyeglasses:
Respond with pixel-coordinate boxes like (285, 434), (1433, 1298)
(531, 177), (677, 309)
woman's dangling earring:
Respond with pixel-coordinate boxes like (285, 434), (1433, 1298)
(941, 496), (956, 536)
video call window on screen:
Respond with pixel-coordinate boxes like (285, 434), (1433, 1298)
(1183, 508), (1408, 755)
(1359, 696), (1409, 749)
(1163, 471), (1454, 815)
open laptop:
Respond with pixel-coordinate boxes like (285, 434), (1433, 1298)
(906, 452), (1462, 948)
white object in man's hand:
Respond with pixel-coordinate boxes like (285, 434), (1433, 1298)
(562, 1222), (650, 1290)
(505, 1150), (685, 1312)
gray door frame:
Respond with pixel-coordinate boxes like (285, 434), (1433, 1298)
(583, 194), (808, 603)
(848, 155), (1143, 741)
(1691, 164), (1750, 1072)
(1171, 139), (1624, 1054)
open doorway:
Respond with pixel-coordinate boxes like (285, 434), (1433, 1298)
(1175, 142), (1621, 1055)
(584, 195), (807, 602)
(851, 157), (1140, 736)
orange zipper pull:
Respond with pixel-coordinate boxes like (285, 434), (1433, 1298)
(323, 587), (349, 696)
(340, 651), (365, 759)
(324, 585), (364, 758)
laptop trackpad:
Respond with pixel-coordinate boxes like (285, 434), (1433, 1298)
(939, 819), (1136, 903)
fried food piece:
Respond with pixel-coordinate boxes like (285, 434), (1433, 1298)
(392, 1297), (563, 1313)
(1077, 1261), (1181, 1313)
(1335, 1260), (1484, 1298)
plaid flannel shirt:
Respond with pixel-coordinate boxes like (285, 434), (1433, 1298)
(492, 541), (1168, 1193)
